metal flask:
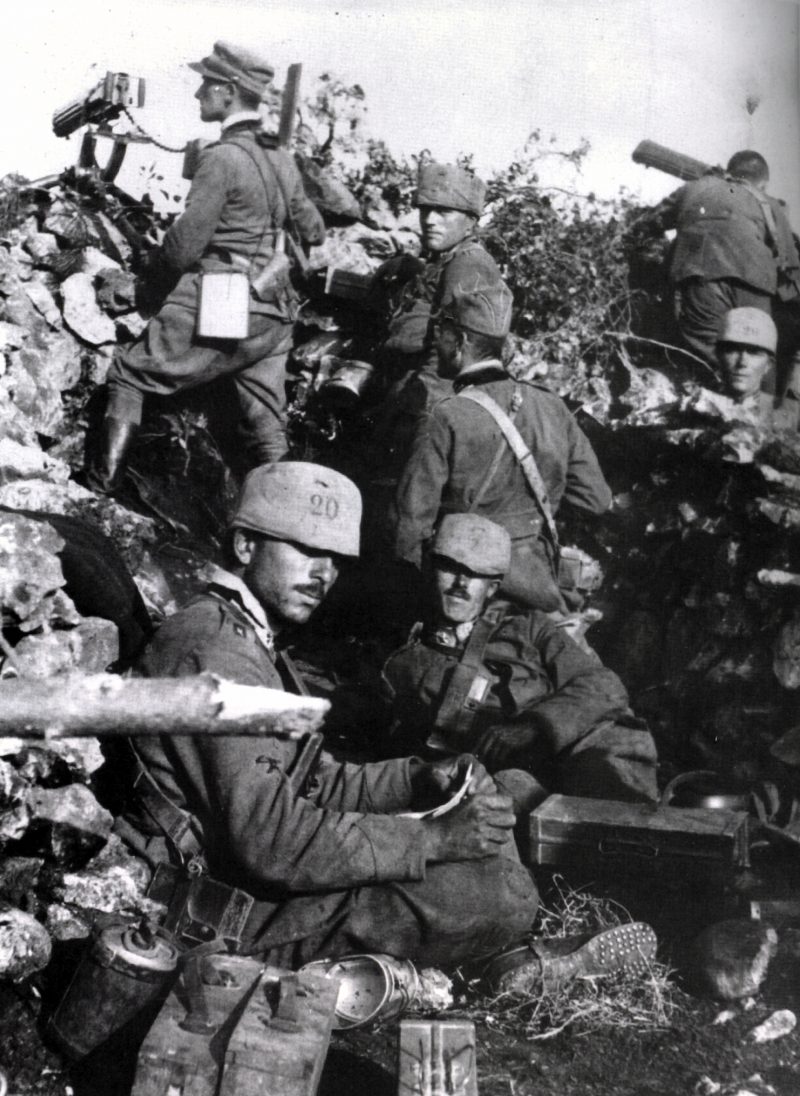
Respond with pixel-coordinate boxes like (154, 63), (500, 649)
(48, 919), (179, 1059)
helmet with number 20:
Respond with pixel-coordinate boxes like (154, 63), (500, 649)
(231, 462), (362, 558)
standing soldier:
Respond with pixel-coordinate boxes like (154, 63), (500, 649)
(644, 150), (800, 374)
(390, 281), (611, 612)
(86, 41), (325, 494)
(366, 161), (504, 486)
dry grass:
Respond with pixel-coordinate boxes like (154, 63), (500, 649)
(470, 876), (686, 1040)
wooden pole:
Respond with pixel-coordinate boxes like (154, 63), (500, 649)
(0, 673), (329, 740)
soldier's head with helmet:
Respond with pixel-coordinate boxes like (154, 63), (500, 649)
(716, 307), (777, 401)
(227, 462), (361, 629)
(190, 40), (275, 123)
(415, 162), (486, 255)
(435, 278), (514, 379)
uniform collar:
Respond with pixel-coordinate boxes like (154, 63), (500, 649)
(455, 358), (506, 384)
(221, 111), (263, 132)
(205, 565), (275, 654)
(425, 619), (476, 650)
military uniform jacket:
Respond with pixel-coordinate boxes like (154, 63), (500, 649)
(390, 368), (612, 565)
(382, 608), (630, 757)
(650, 174), (800, 295)
(375, 236), (504, 358)
(131, 571), (429, 950)
(157, 121), (325, 317)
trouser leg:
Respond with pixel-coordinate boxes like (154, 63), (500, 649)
(676, 279), (772, 370)
(556, 717), (659, 804)
(233, 325), (294, 464)
(253, 850), (538, 970)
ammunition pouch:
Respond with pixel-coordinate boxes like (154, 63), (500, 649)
(557, 545), (603, 595)
(146, 862), (255, 953)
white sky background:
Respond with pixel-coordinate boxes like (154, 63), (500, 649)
(5, 0), (800, 220)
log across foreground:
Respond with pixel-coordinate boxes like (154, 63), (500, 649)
(0, 672), (330, 739)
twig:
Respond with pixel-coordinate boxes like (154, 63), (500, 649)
(605, 331), (717, 376)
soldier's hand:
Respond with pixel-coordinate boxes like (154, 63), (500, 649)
(421, 790), (516, 863)
(473, 725), (537, 771)
(414, 755), (493, 801)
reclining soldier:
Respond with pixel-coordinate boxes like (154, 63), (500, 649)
(382, 513), (658, 805)
(118, 462), (655, 991)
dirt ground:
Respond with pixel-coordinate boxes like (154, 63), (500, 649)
(2, 865), (800, 1096)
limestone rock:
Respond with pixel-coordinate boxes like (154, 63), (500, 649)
(691, 920), (778, 1000)
(748, 1009), (796, 1043)
(95, 267), (137, 314)
(0, 475), (95, 513)
(26, 784), (113, 866)
(61, 272), (116, 346)
(0, 321), (26, 352)
(0, 857), (43, 908)
(10, 617), (119, 677)
(44, 902), (92, 941)
(774, 615), (800, 689)
(0, 901), (51, 979)
(23, 231), (60, 266)
(0, 436), (63, 484)
(0, 512), (80, 632)
(24, 279), (61, 329)
(0, 759), (31, 844)
(41, 833), (153, 918)
(80, 246), (121, 280)
(18, 328), (83, 394)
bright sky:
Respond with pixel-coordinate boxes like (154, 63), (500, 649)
(6, 0), (800, 220)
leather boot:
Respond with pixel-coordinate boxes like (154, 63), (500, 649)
(84, 417), (138, 496)
(481, 922), (657, 995)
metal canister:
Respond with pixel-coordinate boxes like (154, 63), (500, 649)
(48, 919), (179, 1059)
(300, 953), (420, 1029)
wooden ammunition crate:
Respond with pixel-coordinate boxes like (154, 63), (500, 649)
(525, 794), (750, 880)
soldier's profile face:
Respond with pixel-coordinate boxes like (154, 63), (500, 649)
(195, 78), (231, 123)
(235, 532), (340, 628)
(419, 207), (476, 253)
(431, 557), (499, 625)
(718, 342), (772, 399)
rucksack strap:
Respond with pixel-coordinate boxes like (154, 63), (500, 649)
(455, 386), (560, 549)
(431, 611), (501, 750)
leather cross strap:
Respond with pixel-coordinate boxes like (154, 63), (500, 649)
(455, 386), (560, 549)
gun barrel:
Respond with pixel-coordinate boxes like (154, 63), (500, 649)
(632, 140), (712, 182)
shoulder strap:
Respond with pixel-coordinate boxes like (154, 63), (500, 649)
(456, 386), (560, 548)
(128, 740), (205, 868)
(740, 179), (782, 258)
(432, 615), (498, 749)
(225, 138), (309, 275)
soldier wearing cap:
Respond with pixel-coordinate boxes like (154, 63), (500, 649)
(85, 42), (325, 495)
(716, 307), (800, 430)
(390, 280), (612, 612)
(363, 161), (505, 487)
(120, 461), (539, 969)
(381, 514), (657, 803)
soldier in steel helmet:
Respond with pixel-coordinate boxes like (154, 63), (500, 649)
(715, 307), (800, 431)
(364, 161), (505, 491)
(390, 280), (612, 613)
(119, 461), (539, 969)
(382, 514), (658, 803)
(85, 42), (325, 495)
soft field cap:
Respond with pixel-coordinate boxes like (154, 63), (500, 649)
(189, 40), (275, 99)
(717, 307), (777, 354)
(416, 162), (486, 217)
(442, 279), (513, 338)
(431, 514), (512, 576)
(231, 462), (361, 557)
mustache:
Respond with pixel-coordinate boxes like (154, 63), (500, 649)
(295, 581), (327, 600)
(444, 587), (470, 600)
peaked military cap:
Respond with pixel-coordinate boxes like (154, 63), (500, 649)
(441, 278), (513, 338)
(416, 162), (486, 217)
(189, 41), (275, 100)
(717, 307), (777, 354)
(431, 514), (512, 576)
(231, 462), (362, 557)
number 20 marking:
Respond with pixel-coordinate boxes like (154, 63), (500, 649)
(310, 493), (339, 519)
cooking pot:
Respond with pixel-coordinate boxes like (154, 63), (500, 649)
(660, 770), (752, 812)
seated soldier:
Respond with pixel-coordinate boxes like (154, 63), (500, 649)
(716, 307), (799, 430)
(382, 513), (658, 805)
(119, 463), (655, 993)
